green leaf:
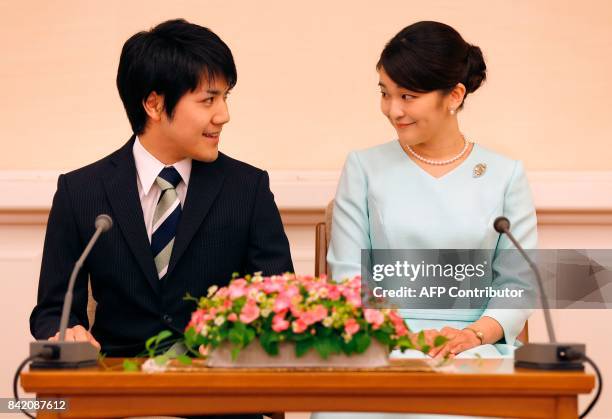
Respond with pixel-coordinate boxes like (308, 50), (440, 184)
(396, 335), (414, 350)
(295, 338), (315, 357)
(123, 359), (139, 372)
(229, 325), (245, 346)
(417, 330), (426, 347)
(260, 331), (281, 356)
(372, 330), (392, 346)
(354, 332), (371, 354)
(244, 326), (256, 346)
(183, 292), (198, 303)
(314, 337), (334, 359)
(154, 355), (169, 366)
(177, 354), (192, 365)
(184, 327), (197, 348)
(145, 335), (157, 352)
(231, 346), (241, 361)
(420, 344), (431, 354)
(156, 330), (173, 345)
(433, 335), (448, 347)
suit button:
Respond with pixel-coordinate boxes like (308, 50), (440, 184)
(162, 314), (173, 324)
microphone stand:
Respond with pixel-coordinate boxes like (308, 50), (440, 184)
(493, 216), (584, 370)
(29, 215), (113, 369)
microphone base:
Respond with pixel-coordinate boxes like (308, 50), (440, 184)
(514, 343), (585, 371)
(30, 341), (99, 369)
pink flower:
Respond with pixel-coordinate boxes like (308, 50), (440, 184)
(227, 313), (238, 322)
(388, 311), (409, 336)
(284, 285), (300, 299)
(344, 318), (360, 336)
(327, 285), (341, 301)
(272, 312), (290, 332)
(364, 309), (385, 329)
(299, 310), (316, 326)
(239, 300), (260, 324)
(343, 288), (362, 308)
(311, 305), (328, 322)
(198, 344), (210, 357)
(292, 318), (308, 334)
(263, 278), (283, 294)
(228, 278), (248, 300)
(273, 294), (292, 313)
(215, 287), (230, 299)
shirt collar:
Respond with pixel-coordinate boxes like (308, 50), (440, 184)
(133, 136), (192, 196)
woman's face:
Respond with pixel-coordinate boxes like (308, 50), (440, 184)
(378, 67), (453, 146)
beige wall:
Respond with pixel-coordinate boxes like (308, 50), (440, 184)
(1, 0), (611, 170)
(2, 1), (612, 418)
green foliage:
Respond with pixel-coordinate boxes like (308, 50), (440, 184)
(259, 330), (281, 355)
(177, 354), (192, 365)
(295, 338), (315, 357)
(434, 335), (448, 347)
(123, 359), (139, 372)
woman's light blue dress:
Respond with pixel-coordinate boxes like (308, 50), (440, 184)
(312, 140), (538, 419)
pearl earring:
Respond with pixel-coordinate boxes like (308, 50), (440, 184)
(449, 108), (456, 115)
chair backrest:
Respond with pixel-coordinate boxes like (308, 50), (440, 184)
(313, 199), (529, 343)
(314, 200), (334, 277)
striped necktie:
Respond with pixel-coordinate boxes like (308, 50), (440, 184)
(151, 167), (182, 279)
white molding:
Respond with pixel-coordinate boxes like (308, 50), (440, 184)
(2, 170), (612, 212)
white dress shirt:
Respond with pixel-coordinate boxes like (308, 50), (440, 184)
(132, 137), (192, 242)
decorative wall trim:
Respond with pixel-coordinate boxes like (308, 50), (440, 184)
(2, 170), (612, 225)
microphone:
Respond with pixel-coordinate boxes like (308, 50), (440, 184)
(29, 214), (113, 368)
(493, 216), (585, 370)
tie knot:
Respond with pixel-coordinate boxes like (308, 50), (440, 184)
(156, 167), (182, 190)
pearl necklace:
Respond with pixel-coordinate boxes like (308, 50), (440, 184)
(406, 137), (472, 166)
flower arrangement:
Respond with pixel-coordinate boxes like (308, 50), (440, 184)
(181, 273), (445, 361)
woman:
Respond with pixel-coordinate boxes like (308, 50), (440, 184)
(329, 20), (537, 361)
(312, 20), (537, 419)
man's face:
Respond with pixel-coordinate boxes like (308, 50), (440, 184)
(158, 76), (231, 162)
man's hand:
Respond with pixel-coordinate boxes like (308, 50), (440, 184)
(49, 325), (101, 350)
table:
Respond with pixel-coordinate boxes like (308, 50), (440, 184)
(20, 358), (594, 418)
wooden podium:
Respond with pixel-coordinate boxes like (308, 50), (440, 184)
(21, 358), (594, 419)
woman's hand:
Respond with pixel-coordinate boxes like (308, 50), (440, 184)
(428, 327), (481, 359)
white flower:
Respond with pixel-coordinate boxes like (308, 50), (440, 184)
(141, 358), (169, 373)
(252, 272), (264, 282)
(255, 292), (266, 303)
(261, 308), (272, 318)
(322, 317), (334, 328)
(200, 325), (209, 337)
(207, 285), (218, 297)
(214, 316), (225, 326)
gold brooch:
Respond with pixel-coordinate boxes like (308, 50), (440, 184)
(473, 163), (487, 178)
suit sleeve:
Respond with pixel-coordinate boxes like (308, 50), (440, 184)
(327, 152), (371, 281)
(30, 174), (90, 339)
(244, 171), (294, 275)
(482, 161), (538, 346)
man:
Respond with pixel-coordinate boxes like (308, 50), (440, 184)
(30, 19), (293, 361)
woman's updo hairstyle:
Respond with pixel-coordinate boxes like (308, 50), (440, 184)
(377, 21), (486, 109)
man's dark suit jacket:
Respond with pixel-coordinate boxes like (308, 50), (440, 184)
(30, 136), (294, 357)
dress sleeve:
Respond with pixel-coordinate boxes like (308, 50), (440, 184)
(482, 160), (538, 346)
(327, 152), (371, 281)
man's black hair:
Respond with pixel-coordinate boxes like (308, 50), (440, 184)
(117, 18), (237, 134)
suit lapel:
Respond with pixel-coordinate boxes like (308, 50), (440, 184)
(167, 157), (226, 278)
(103, 137), (161, 294)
